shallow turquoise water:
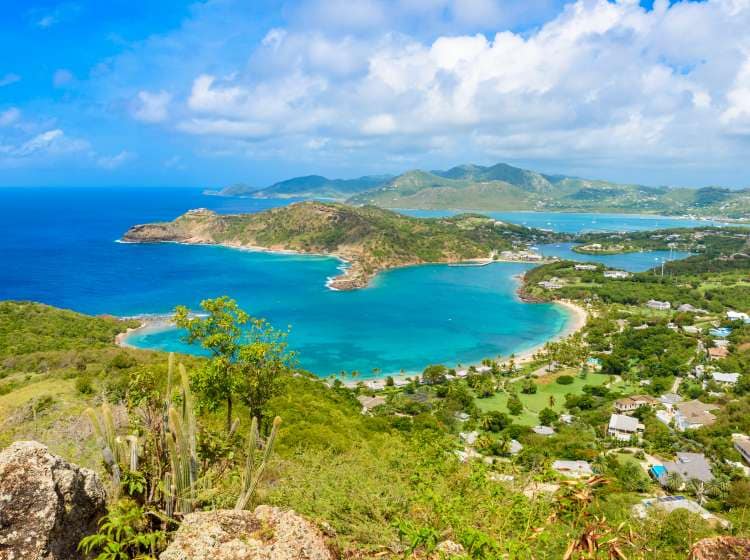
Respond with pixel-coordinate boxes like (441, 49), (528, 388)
(0, 187), (707, 377)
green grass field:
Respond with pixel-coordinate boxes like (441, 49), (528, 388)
(475, 370), (619, 426)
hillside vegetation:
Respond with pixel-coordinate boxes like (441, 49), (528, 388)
(123, 201), (558, 289)
(1, 299), (744, 558)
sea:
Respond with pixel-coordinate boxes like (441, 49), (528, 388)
(0, 187), (721, 377)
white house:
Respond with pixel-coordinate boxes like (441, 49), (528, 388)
(614, 395), (658, 413)
(727, 310), (750, 323)
(604, 270), (630, 279)
(646, 300), (671, 310)
(574, 264), (597, 271)
(532, 425), (555, 436)
(711, 372), (740, 386)
(608, 414), (644, 441)
(552, 460), (593, 479)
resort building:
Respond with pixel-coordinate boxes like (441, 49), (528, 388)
(646, 300), (671, 310)
(634, 496), (730, 528)
(711, 372), (740, 386)
(652, 453), (714, 487)
(603, 270), (630, 279)
(708, 346), (729, 360)
(733, 436), (750, 465)
(552, 460), (593, 479)
(608, 414), (644, 441)
(574, 264), (597, 271)
(532, 425), (555, 436)
(538, 279), (563, 290)
(614, 395), (659, 413)
(674, 400), (719, 431)
(677, 303), (706, 314)
(357, 395), (386, 414)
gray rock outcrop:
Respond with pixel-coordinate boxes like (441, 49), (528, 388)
(0, 441), (106, 560)
(159, 506), (334, 560)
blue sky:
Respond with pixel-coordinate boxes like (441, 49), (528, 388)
(1, 0), (749, 189)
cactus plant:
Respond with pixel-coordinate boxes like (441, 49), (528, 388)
(234, 415), (282, 510)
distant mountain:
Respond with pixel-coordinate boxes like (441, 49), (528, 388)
(348, 163), (750, 218)
(212, 174), (394, 199)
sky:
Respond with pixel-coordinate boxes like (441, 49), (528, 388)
(1, 0), (749, 189)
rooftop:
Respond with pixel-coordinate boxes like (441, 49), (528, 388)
(609, 413), (643, 433)
(661, 452), (714, 483)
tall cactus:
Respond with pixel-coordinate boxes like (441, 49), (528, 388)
(234, 415), (282, 510)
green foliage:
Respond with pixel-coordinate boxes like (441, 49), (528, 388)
(235, 415), (281, 510)
(538, 407), (558, 426)
(556, 375), (574, 385)
(78, 498), (165, 560)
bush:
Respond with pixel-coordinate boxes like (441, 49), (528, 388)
(75, 375), (94, 395)
(556, 375), (575, 385)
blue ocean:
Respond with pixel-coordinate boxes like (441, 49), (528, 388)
(0, 187), (708, 376)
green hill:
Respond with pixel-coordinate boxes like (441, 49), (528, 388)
(347, 163), (750, 217)
(122, 201), (559, 289)
(213, 174), (393, 199)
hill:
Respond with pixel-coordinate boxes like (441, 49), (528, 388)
(347, 163), (750, 217)
(122, 201), (560, 289)
(212, 174), (393, 199)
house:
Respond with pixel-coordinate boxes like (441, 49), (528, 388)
(532, 425), (555, 436)
(653, 453), (714, 487)
(559, 414), (574, 424)
(538, 279), (563, 290)
(674, 400), (719, 431)
(455, 369), (468, 378)
(365, 379), (385, 390)
(733, 435), (750, 465)
(678, 303), (706, 314)
(459, 431), (479, 445)
(682, 325), (700, 335)
(614, 395), (658, 413)
(711, 372), (740, 386)
(509, 439), (523, 455)
(608, 414), (644, 441)
(727, 310), (750, 323)
(646, 300), (671, 310)
(634, 496), (730, 528)
(552, 460), (593, 479)
(357, 395), (386, 414)
(604, 270), (630, 279)
(659, 393), (682, 410)
(574, 264), (598, 271)
(708, 346), (729, 360)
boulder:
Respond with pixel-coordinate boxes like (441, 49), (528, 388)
(0, 441), (106, 560)
(434, 540), (466, 558)
(159, 506), (334, 560)
(689, 537), (750, 559)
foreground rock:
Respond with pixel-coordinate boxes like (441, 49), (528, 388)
(159, 506), (334, 560)
(689, 536), (750, 559)
(0, 441), (106, 560)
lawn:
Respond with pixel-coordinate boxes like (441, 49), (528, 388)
(475, 371), (618, 426)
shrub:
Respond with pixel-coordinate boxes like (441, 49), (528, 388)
(556, 375), (575, 385)
(75, 375), (94, 395)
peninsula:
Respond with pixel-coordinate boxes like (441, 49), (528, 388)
(122, 201), (561, 289)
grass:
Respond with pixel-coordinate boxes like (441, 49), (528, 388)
(476, 371), (617, 426)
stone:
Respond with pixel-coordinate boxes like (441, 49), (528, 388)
(159, 506), (334, 560)
(434, 540), (466, 558)
(689, 536), (750, 559)
(0, 441), (106, 560)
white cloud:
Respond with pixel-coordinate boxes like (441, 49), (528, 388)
(0, 108), (20, 126)
(97, 150), (135, 169)
(166, 0), (750, 171)
(132, 90), (172, 123)
(0, 129), (88, 159)
(0, 73), (20, 87)
(53, 69), (74, 87)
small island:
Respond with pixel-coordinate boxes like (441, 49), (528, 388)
(122, 202), (561, 290)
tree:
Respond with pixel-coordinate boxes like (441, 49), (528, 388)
(507, 394), (523, 416)
(174, 297), (293, 432)
(520, 379), (537, 394)
(236, 317), (294, 427)
(538, 407), (558, 426)
(481, 410), (510, 432)
(422, 364), (448, 385)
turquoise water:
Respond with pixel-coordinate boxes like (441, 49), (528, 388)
(124, 257), (569, 377)
(0, 187), (708, 377)
(401, 209), (730, 233)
